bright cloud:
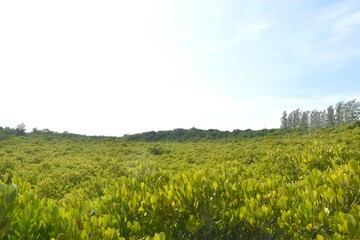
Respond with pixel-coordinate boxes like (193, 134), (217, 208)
(0, 0), (359, 136)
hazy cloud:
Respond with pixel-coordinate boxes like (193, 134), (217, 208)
(0, 0), (359, 135)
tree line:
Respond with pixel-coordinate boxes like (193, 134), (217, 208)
(123, 128), (271, 141)
(280, 99), (360, 130)
(2, 99), (359, 142)
(0, 123), (304, 142)
(0, 124), (111, 141)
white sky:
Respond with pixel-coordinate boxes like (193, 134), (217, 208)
(1, 0), (360, 136)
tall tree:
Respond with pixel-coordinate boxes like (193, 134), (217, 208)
(280, 111), (288, 129)
(293, 109), (301, 128)
(351, 99), (360, 120)
(300, 110), (310, 129)
(335, 101), (344, 125)
(319, 110), (327, 128)
(15, 123), (26, 136)
(287, 111), (294, 128)
(310, 110), (321, 130)
(344, 99), (360, 122)
(326, 105), (335, 127)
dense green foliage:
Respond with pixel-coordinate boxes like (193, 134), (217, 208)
(123, 127), (307, 142)
(1, 121), (360, 239)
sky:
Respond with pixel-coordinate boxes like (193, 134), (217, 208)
(1, 0), (359, 136)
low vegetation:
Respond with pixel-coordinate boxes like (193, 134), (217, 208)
(1, 121), (360, 239)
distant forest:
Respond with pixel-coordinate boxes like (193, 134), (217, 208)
(280, 99), (360, 130)
(0, 124), (293, 142)
(1, 99), (359, 142)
